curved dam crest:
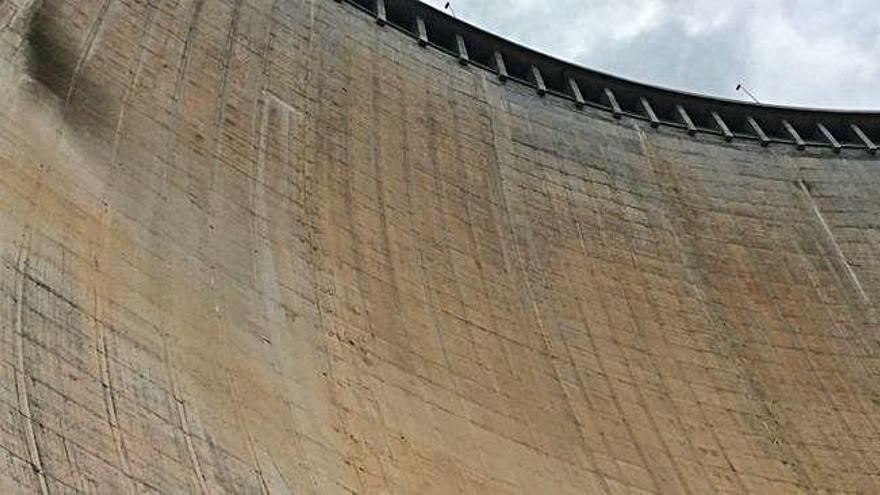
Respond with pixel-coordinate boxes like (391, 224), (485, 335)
(1, 0), (880, 493)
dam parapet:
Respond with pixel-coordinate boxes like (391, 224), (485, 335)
(339, 0), (879, 154)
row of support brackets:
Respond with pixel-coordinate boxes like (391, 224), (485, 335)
(337, 0), (878, 155)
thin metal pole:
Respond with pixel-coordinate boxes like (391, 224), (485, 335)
(736, 83), (760, 104)
(444, 1), (457, 17)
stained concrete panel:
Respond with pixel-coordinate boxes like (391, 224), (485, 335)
(1, 0), (880, 493)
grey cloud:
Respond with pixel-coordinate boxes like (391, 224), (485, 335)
(584, 6), (751, 102)
(422, 0), (880, 109)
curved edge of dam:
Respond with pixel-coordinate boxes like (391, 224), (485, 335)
(340, 0), (880, 154)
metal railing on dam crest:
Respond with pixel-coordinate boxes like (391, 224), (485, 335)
(338, 0), (880, 154)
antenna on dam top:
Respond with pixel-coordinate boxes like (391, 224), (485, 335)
(736, 83), (761, 104)
(444, 1), (457, 17)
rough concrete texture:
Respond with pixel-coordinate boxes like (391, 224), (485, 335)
(1, 0), (880, 493)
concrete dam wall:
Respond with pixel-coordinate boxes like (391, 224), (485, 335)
(2, 0), (880, 492)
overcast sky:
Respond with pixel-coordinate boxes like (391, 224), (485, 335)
(420, 0), (880, 110)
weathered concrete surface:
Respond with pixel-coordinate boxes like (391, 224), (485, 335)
(2, 1), (880, 493)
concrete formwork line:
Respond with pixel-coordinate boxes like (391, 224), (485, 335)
(481, 82), (661, 492)
(93, 3), (164, 491)
(13, 241), (50, 495)
(798, 179), (869, 305)
(5, 0), (880, 492)
(63, 0), (114, 109)
(153, 0), (211, 491)
(638, 139), (818, 492)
